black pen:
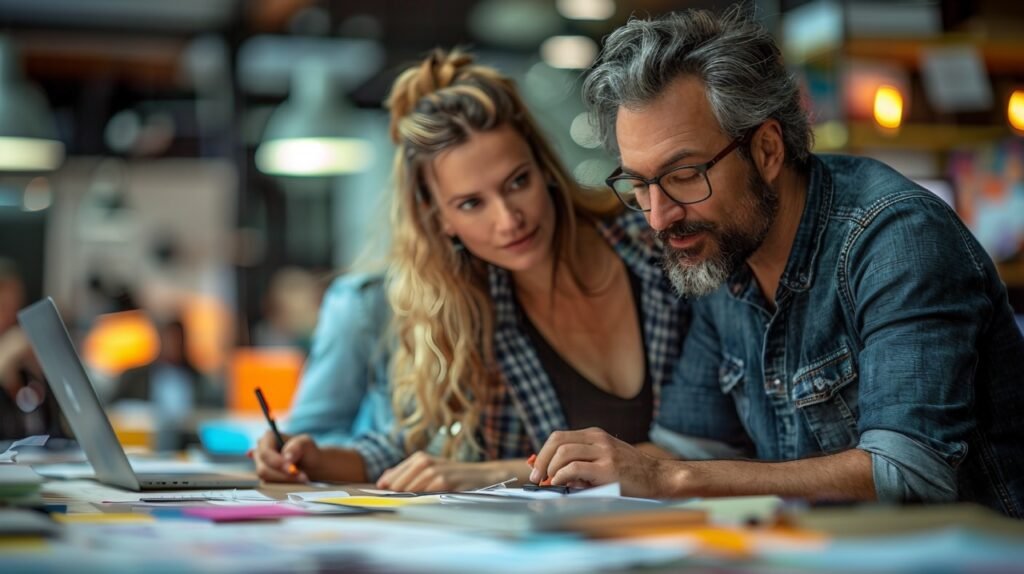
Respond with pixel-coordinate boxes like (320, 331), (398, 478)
(254, 387), (297, 476)
(523, 484), (582, 495)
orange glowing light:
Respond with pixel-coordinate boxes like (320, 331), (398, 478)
(873, 85), (904, 130)
(82, 310), (160, 376)
(1009, 90), (1024, 133)
(228, 347), (303, 414)
(182, 295), (231, 373)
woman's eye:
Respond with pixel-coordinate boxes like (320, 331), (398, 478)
(509, 172), (529, 190)
(458, 198), (481, 211)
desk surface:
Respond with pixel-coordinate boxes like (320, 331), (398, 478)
(3, 463), (1024, 574)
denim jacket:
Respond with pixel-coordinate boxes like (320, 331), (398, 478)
(654, 154), (1024, 517)
(284, 272), (393, 445)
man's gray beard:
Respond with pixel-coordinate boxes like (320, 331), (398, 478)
(659, 168), (778, 299)
(664, 249), (733, 298)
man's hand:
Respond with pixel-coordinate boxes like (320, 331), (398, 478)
(529, 427), (670, 498)
(251, 431), (322, 483)
(376, 452), (523, 493)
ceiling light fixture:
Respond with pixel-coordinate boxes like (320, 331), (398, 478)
(255, 60), (373, 177)
(0, 36), (65, 172)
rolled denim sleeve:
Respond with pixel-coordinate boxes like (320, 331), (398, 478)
(284, 272), (393, 445)
(848, 196), (985, 502)
(858, 429), (959, 503)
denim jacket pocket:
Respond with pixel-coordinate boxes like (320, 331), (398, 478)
(792, 345), (859, 453)
(719, 354), (749, 426)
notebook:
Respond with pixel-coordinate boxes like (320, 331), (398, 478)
(17, 298), (258, 491)
(398, 496), (705, 535)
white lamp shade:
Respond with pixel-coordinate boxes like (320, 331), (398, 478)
(255, 60), (373, 177)
(256, 137), (373, 176)
(0, 136), (64, 171)
(0, 37), (65, 172)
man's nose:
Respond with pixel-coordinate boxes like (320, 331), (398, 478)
(647, 184), (686, 232)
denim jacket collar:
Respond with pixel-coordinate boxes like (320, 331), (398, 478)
(726, 156), (834, 299)
(780, 155), (834, 293)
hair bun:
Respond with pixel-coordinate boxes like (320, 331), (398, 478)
(387, 48), (474, 143)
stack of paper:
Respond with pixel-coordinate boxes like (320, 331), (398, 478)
(397, 484), (706, 535)
(0, 465), (44, 506)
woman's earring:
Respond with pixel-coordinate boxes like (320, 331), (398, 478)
(450, 236), (466, 255)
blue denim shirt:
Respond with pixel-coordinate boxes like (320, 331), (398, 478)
(284, 272), (393, 445)
(654, 154), (1024, 517)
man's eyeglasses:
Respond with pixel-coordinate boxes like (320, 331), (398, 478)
(605, 131), (753, 212)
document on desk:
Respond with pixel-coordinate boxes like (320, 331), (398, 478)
(281, 517), (695, 573)
(283, 490), (373, 514)
(30, 515), (689, 574)
(398, 496), (695, 535)
(129, 489), (275, 505)
(763, 527), (1024, 572)
(177, 504), (309, 522)
(44, 484), (275, 506)
(314, 494), (446, 509)
(286, 490), (350, 503)
(0, 434), (49, 463)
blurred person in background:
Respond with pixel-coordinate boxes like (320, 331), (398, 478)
(0, 259), (65, 440)
(114, 317), (220, 450)
(253, 49), (688, 491)
(252, 267), (324, 355)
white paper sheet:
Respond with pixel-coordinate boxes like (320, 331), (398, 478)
(286, 490), (351, 503)
(0, 434), (49, 463)
(103, 489), (275, 504)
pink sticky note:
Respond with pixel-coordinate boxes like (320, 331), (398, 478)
(181, 504), (307, 522)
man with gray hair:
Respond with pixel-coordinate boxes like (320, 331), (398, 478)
(530, 7), (1024, 516)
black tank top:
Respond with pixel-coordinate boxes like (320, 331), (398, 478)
(518, 270), (653, 444)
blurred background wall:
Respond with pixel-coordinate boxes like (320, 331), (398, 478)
(0, 0), (1021, 440)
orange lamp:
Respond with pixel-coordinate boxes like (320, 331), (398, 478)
(1009, 89), (1024, 133)
(873, 85), (904, 131)
(82, 310), (160, 376)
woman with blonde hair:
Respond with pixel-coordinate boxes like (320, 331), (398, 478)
(253, 48), (687, 490)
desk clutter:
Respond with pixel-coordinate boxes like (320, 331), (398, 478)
(3, 474), (1024, 573)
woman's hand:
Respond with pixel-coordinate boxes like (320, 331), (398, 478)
(251, 431), (322, 483)
(376, 452), (524, 492)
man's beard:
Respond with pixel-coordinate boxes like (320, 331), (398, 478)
(656, 168), (779, 299)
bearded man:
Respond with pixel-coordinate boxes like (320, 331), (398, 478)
(530, 7), (1024, 518)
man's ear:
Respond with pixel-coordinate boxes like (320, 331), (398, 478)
(751, 119), (785, 184)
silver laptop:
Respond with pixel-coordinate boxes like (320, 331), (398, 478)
(18, 298), (258, 491)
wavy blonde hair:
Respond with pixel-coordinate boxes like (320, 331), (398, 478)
(386, 48), (619, 458)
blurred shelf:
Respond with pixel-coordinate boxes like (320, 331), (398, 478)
(998, 262), (1024, 288)
(814, 121), (1014, 153)
(845, 37), (1024, 74)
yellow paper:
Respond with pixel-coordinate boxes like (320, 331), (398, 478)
(0, 538), (49, 552)
(54, 513), (155, 524)
(318, 496), (440, 509)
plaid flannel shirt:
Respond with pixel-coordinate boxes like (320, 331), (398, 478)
(352, 210), (689, 479)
